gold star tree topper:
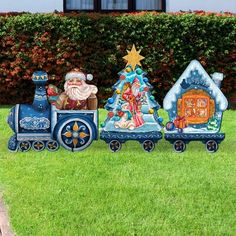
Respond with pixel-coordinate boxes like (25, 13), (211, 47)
(123, 45), (145, 70)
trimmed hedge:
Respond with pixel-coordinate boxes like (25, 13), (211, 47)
(0, 12), (235, 106)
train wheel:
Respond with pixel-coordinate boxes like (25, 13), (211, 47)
(32, 141), (45, 152)
(109, 140), (122, 152)
(173, 140), (186, 153)
(57, 119), (93, 151)
(18, 141), (31, 152)
(46, 140), (59, 152)
(206, 140), (218, 153)
(142, 140), (155, 152)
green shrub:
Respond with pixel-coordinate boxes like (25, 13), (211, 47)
(0, 12), (235, 106)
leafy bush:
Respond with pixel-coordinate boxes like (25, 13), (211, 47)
(0, 12), (235, 106)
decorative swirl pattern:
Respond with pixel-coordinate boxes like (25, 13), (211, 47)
(165, 133), (225, 141)
(100, 131), (162, 142)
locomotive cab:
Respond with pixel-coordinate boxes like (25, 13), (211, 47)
(51, 106), (98, 152)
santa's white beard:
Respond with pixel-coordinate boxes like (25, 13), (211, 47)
(66, 87), (83, 100)
(132, 86), (140, 97)
(65, 81), (98, 101)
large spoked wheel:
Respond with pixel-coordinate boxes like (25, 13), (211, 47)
(18, 141), (31, 152)
(173, 140), (186, 153)
(109, 140), (122, 152)
(206, 140), (218, 153)
(46, 140), (59, 152)
(142, 140), (155, 152)
(32, 141), (45, 152)
(57, 119), (93, 152)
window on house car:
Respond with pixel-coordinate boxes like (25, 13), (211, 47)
(66, 0), (94, 10)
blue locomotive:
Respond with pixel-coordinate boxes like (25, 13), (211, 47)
(7, 71), (98, 152)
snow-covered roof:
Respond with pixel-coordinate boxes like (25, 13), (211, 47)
(163, 60), (228, 111)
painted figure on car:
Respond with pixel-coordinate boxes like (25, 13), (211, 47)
(47, 68), (98, 110)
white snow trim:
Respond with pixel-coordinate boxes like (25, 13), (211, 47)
(164, 126), (218, 134)
(65, 72), (86, 81)
(163, 60), (228, 111)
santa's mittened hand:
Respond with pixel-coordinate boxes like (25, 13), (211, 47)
(47, 87), (58, 96)
(143, 87), (149, 92)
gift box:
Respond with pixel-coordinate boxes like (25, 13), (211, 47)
(174, 116), (188, 129)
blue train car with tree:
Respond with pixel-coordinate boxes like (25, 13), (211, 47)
(100, 45), (163, 152)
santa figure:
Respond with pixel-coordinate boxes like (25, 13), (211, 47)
(122, 78), (145, 128)
(47, 68), (98, 110)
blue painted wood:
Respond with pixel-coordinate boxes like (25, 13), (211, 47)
(100, 130), (162, 143)
(100, 64), (163, 152)
(163, 60), (228, 152)
(7, 71), (98, 152)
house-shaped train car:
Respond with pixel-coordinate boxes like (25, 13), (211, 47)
(163, 60), (228, 153)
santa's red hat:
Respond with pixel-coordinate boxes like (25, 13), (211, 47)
(65, 68), (93, 81)
(133, 77), (140, 85)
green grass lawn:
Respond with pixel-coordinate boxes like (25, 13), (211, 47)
(0, 107), (236, 235)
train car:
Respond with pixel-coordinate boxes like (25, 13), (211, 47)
(163, 60), (228, 153)
(100, 45), (163, 152)
(7, 71), (98, 152)
(100, 68), (163, 153)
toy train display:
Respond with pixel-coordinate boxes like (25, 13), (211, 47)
(7, 60), (228, 153)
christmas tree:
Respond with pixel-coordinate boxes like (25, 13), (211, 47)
(100, 45), (163, 152)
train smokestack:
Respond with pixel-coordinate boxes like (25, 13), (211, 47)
(32, 71), (49, 111)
